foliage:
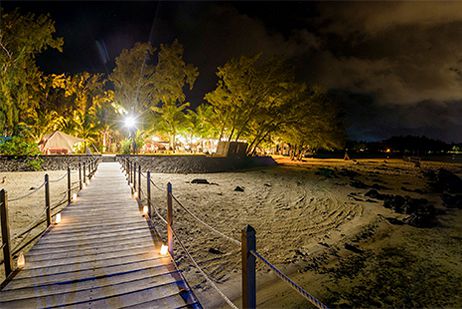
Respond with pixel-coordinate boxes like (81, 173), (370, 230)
(0, 136), (42, 169)
(149, 40), (198, 149)
(0, 136), (40, 156)
(110, 42), (156, 115)
(205, 55), (345, 156)
(120, 138), (132, 155)
(0, 8), (63, 135)
(278, 86), (345, 159)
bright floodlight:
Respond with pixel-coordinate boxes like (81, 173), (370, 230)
(124, 116), (136, 129)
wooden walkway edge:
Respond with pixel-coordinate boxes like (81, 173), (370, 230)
(0, 162), (201, 309)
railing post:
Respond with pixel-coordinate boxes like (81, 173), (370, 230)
(128, 160), (131, 184)
(87, 160), (91, 179)
(242, 225), (256, 309)
(133, 162), (137, 193)
(126, 158), (129, 176)
(83, 162), (86, 185)
(67, 166), (71, 204)
(138, 165), (141, 199)
(45, 174), (51, 227)
(79, 162), (82, 190)
(167, 182), (173, 257)
(0, 189), (13, 277)
(147, 171), (151, 218)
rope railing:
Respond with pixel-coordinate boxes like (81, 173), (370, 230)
(170, 227), (239, 309)
(170, 194), (241, 247)
(0, 157), (100, 280)
(250, 250), (328, 309)
(8, 181), (46, 202)
(11, 207), (48, 243)
(119, 155), (329, 309)
(49, 172), (68, 183)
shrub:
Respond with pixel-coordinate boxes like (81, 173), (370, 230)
(0, 136), (43, 170)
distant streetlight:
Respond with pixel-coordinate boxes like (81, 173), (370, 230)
(124, 116), (136, 129)
(124, 115), (137, 154)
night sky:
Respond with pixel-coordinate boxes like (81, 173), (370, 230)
(2, 1), (462, 143)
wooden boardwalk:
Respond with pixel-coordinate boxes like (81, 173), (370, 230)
(0, 162), (200, 308)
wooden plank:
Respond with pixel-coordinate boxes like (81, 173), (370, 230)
(26, 243), (155, 262)
(16, 254), (164, 279)
(0, 266), (181, 300)
(0, 275), (184, 307)
(4, 257), (173, 290)
(25, 245), (159, 268)
(27, 236), (154, 256)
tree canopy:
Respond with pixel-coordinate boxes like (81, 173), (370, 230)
(0, 8), (63, 135)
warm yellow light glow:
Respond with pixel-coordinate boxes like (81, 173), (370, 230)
(143, 205), (148, 216)
(17, 252), (25, 269)
(133, 191), (138, 198)
(386, 148), (392, 153)
(72, 193), (77, 202)
(160, 244), (169, 256)
(55, 213), (61, 224)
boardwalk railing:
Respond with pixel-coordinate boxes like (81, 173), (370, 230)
(0, 156), (100, 283)
(119, 156), (328, 309)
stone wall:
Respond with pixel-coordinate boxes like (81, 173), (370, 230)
(0, 155), (100, 172)
(117, 155), (277, 173)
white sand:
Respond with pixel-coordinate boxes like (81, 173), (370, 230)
(1, 158), (461, 308)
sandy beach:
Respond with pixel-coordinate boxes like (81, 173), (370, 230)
(1, 158), (461, 308)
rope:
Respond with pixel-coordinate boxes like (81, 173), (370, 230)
(49, 172), (68, 183)
(171, 194), (241, 247)
(150, 179), (164, 192)
(250, 250), (328, 309)
(11, 207), (47, 243)
(170, 227), (239, 309)
(149, 198), (168, 225)
(8, 181), (46, 202)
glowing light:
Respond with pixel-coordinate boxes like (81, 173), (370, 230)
(55, 213), (61, 224)
(176, 135), (187, 144)
(17, 252), (25, 269)
(385, 148), (392, 153)
(151, 136), (160, 142)
(143, 206), (148, 216)
(160, 244), (169, 256)
(72, 193), (77, 202)
(124, 116), (136, 129)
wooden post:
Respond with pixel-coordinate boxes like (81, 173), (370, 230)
(125, 158), (129, 176)
(147, 171), (151, 218)
(79, 162), (82, 190)
(45, 174), (51, 227)
(83, 162), (86, 184)
(0, 189), (13, 277)
(128, 160), (131, 184)
(167, 182), (173, 257)
(242, 225), (256, 309)
(87, 160), (91, 178)
(133, 162), (137, 193)
(67, 166), (71, 204)
(138, 165), (141, 199)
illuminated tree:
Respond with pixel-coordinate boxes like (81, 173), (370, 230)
(0, 8), (63, 135)
(149, 40), (198, 150)
(110, 42), (156, 115)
